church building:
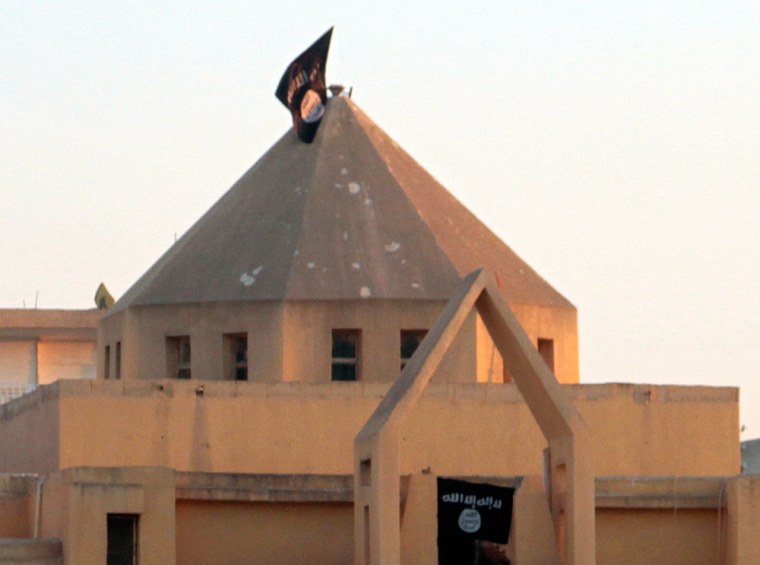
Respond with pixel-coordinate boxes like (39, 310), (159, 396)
(0, 94), (755, 565)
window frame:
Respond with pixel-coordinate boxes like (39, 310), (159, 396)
(115, 341), (122, 380)
(106, 513), (139, 565)
(224, 333), (248, 381)
(537, 337), (555, 372)
(400, 329), (428, 370)
(331, 329), (361, 381)
(167, 335), (191, 380)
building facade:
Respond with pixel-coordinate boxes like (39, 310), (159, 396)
(0, 96), (756, 565)
(0, 309), (98, 404)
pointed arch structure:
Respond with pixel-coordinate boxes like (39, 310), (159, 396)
(354, 269), (595, 565)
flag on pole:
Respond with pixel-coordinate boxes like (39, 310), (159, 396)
(275, 27), (333, 143)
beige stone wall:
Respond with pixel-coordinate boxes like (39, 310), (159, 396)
(176, 500), (353, 565)
(0, 309), (99, 331)
(0, 495), (33, 537)
(0, 339), (95, 386)
(0, 340), (36, 384)
(399, 474), (440, 565)
(0, 388), (60, 474)
(281, 300), (474, 384)
(0, 308), (98, 387)
(99, 303), (285, 381)
(510, 303), (579, 383)
(726, 475), (760, 564)
(476, 312), (507, 383)
(0, 475), (36, 537)
(3, 468), (755, 564)
(4, 469), (745, 565)
(513, 476), (562, 565)
(596, 508), (721, 565)
(0, 381), (737, 478)
(583, 385), (739, 477)
(37, 341), (96, 384)
(40, 467), (175, 565)
(0, 470), (748, 565)
(98, 308), (133, 380)
(98, 299), (579, 385)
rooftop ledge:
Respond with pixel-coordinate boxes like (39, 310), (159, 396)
(1, 379), (737, 421)
(176, 473), (735, 509)
(0, 308), (99, 337)
(0, 469), (741, 509)
(175, 472), (356, 503)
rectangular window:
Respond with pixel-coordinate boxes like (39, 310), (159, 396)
(167, 336), (191, 379)
(224, 333), (248, 381)
(107, 514), (138, 565)
(104, 346), (111, 380)
(538, 338), (554, 372)
(360, 458), (372, 487)
(400, 329), (427, 370)
(115, 341), (122, 380)
(332, 329), (361, 381)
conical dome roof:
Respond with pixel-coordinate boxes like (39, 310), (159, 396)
(111, 97), (571, 312)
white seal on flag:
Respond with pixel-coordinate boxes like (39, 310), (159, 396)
(458, 508), (482, 533)
(301, 89), (325, 123)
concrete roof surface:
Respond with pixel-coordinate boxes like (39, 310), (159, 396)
(112, 97), (572, 311)
(0, 308), (99, 340)
(0, 308), (99, 326)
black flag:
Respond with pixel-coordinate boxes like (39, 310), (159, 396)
(275, 28), (333, 143)
(437, 478), (514, 564)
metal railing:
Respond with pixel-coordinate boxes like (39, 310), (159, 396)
(0, 383), (37, 405)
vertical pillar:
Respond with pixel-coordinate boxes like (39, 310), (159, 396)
(726, 475), (760, 564)
(32, 339), (39, 385)
(354, 425), (401, 565)
(546, 433), (596, 565)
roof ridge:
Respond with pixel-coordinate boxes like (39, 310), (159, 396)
(349, 100), (573, 308)
(282, 117), (328, 299)
(106, 96), (573, 309)
(336, 100), (461, 298)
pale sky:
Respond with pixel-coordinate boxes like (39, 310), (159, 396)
(2, 2), (759, 438)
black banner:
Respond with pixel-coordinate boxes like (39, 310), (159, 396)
(275, 27), (333, 143)
(438, 478), (514, 545)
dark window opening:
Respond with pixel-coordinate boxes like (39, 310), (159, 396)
(224, 333), (248, 381)
(115, 341), (122, 380)
(332, 329), (361, 381)
(107, 514), (138, 565)
(105, 346), (111, 380)
(537, 338), (554, 372)
(400, 329), (427, 370)
(167, 336), (191, 379)
(360, 458), (372, 486)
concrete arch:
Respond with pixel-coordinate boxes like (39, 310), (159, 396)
(353, 268), (595, 565)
